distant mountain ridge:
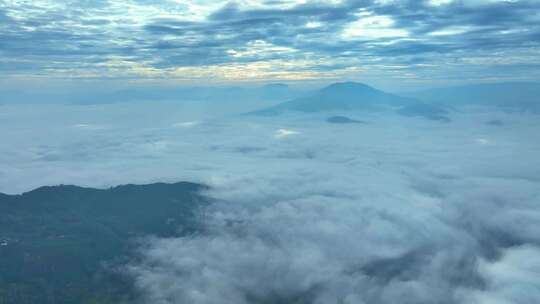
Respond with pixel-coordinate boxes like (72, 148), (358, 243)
(327, 116), (366, 124)
(251, 82), (450, 121)
(253, 82), (416, 115)
(0, 83), (299, 105)
(406, 82), (540, 112)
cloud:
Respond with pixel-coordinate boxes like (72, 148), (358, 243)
(342, 14), (410, 39)
(1, 0), (539, 85)
(123, 106), (540, 303)
(172, 121), (200, 128)
(2, 99), (538, 303)
(274, 128), (301, 138)
(460, 245), (540, 303)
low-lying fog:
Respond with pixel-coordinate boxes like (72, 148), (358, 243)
(1, 99), (539, 303)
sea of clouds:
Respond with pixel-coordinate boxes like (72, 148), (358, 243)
(1, 101), (539, 303)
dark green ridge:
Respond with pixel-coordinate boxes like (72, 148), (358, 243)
(0, 181), (209, 304)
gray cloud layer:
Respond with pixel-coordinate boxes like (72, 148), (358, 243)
(1, 0), (540, 84)
(1, 100), (539, 303)
(126, 111), (540, 304)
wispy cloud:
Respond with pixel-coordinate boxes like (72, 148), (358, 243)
(1, 0), (539, 85)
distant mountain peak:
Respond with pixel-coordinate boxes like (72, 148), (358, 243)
(327, 116), (366, 124)
(318, 82), (381, 97)
(262, 83), (289, 89)
(250, 82), (413, 115)
(322, 82), (376, 92)
(248, 81), (450, 121)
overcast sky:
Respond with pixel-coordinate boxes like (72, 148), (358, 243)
(1, 0), (540, 89)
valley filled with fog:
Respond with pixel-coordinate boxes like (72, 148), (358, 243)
(2, 0), (540, 302)
(1, 84), (539, 303)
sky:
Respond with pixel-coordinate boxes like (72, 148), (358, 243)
(1, 0), (540, 90)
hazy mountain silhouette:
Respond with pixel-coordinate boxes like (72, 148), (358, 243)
(486, 119), (504, 126)
(253, 82), (414, 114)
(327, 116), (366, 124)
(0, 84), (299, 105)
(251, 82), (450, 121)
(406, 82), (540, 112)
(398, 103), (451, 122)
(260, 83), (292, 100)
